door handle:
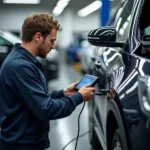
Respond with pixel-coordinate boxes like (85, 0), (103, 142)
(94, 89), (109, 95)
(95, 60), (101, 69)
(95, 60), (107, 76)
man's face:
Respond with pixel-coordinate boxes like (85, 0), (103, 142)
(37, 28), (57, 58)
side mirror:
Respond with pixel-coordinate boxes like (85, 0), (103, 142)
(88, 27), (124, 48)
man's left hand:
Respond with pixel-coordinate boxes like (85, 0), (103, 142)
(63, 81), (78, 96)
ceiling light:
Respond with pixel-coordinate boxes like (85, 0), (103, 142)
(77, 0), (102, 17)
(53, 6), (64, 16)
(3, 0), (40, 4)
(57, 0), (69, 8)
(52, 0), (71, 16)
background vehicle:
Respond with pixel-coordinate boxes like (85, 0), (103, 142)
(39, 50), (60, 83)
(88, 0), (150, 150)
(0, 30), (21, 67)
(0, 30), (59, 84)
(79, 40), (96, 74)
(65, 34), (86, 64)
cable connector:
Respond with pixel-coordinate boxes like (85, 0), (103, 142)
(94, 89), (109, 95)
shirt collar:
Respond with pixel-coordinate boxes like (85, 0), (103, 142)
(14, 43), (41, 65)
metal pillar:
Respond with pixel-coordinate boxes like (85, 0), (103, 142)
(100, 0), (110, 26)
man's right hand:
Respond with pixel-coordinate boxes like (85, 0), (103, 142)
(78, 85), (96, 101)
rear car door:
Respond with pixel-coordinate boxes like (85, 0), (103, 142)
(116, 0), (150, 149)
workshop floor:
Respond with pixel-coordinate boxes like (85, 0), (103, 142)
(47, 51), (92, 150)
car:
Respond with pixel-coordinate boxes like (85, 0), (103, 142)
(79, 40), (96, 74)
(0, 30), (21, 67)
(87, 0), (150, 150)
(65, 34), (86, 64)
(38, 49), (60, 84)
(0, 30), (59, 84)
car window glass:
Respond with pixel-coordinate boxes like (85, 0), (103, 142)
(143, 26), (150, 41)
(0, 36), (13, 46)
(144, 26), (150, 35)
(134, 0), (150, 59)
(138, 0), (150, 41)
(107, 1), (125, 26)
(115, 0), (134, 41)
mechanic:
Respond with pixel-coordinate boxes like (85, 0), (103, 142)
(0, 13), (96, 150)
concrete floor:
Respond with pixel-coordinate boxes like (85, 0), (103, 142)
(47, 56), (92, 150)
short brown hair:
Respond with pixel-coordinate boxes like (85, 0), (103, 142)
(22, 13), (61, 42)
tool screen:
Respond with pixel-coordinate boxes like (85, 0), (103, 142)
(75, 74), (98, 90)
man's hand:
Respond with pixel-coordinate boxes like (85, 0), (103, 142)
(78, 85), (96, 101)
(63, 81), (78, 96)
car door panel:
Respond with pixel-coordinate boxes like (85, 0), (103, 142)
(93, 46), (125, 148)
(116, 35), (150, 149)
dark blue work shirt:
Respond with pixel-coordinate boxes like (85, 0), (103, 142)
(0, 43), (83, 149)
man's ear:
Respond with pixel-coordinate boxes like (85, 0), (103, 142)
(34, 32), (43, 43)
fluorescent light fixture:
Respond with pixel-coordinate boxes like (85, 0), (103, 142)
(53, 6), (64, 16)
(78, 0), (102, 17)
(3, 0), (40, 4)
(57, 0), (69, 9)
(53, 0), (71, 16)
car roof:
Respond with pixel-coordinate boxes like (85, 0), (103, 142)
(0, 30), (21, 45)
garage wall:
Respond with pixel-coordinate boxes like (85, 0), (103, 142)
(0, 5), (51, 31)
(57, 9), (99, 49)
(73, 12), (99, 32)
(0, 5), (99, 48)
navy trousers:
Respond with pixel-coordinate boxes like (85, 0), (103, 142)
(0, 140), (44, 150)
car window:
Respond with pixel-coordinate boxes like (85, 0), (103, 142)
(144, 26), (150, 35)
(107, 1), (125, 26)
(115, 0), (134, 41)
(0, 36), (12, 46)
(138, 0), (150, 41)
(135, 0), (150, 58)
(0, 30), (21, 45)
(143, 26), (150, 41)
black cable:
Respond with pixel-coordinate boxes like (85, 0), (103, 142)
(62, 102), (87, 150)
(62, 130), (90, 150)
(75, 101), (85, 150)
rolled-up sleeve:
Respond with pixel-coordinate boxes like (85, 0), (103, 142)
(10, 64), (83, 121)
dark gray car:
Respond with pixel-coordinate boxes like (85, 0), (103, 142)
(88, 0), (150, 150)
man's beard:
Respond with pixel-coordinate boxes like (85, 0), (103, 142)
(38, 52), (47, 58)
(37, 45), (48, 58)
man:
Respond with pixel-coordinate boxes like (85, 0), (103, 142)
(0, 13), (96, 150)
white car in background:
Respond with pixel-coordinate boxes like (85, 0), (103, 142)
(0, 30), (60, 84)
(79, 40), (97, 74)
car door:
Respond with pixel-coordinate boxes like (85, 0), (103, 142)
(91, 0), (135, 149)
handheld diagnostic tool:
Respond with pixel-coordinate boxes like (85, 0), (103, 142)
(75, 74), (98, 90)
